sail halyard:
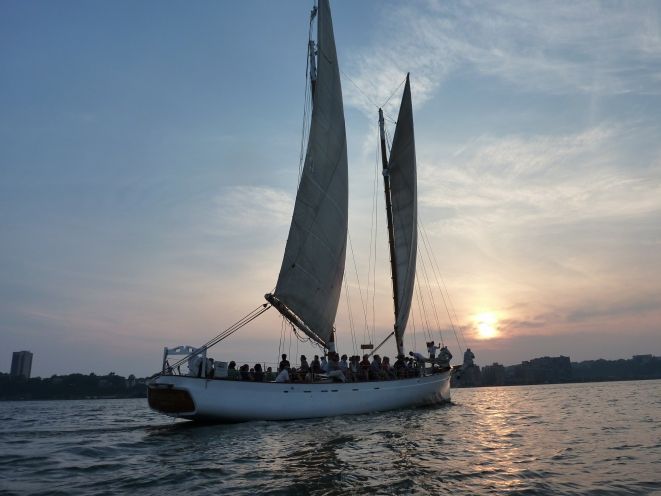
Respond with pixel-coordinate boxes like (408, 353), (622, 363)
(267, 0), (348, 349)
(382, 74), (418, 357)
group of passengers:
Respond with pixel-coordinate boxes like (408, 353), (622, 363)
(223, 341), (452, 383)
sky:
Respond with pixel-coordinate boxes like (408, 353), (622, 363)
(1, 0), (660, 377)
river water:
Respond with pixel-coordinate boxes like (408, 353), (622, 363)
(0, 380), (659, 495)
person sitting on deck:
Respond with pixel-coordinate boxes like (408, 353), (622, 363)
(265, 366), (275, 381)
(381, 356), (394, 379)
(339, 354), (349, 374)
(289, 366), (299, 382)
(239, 364), (251, 381)
(299, 355), (310, 375)
(359, 354), (371, 381)
(348, 355), (360, 381)
(320, 355), (329, 373)
(370, 355), (382, 380)
(409, 351), (426, 376)
(279, 354), (290, 372)
(253, 363), (264, 382)
(326, 352), (346, 382)
(227, 361), (239, 380)
(393, 355), (407, 378)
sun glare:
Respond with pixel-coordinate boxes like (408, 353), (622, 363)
(474, 312), (499, 340)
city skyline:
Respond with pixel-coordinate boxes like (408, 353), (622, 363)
(2, 0), (660, 377)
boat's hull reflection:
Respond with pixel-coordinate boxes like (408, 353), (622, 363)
(148, 371), (451, 422)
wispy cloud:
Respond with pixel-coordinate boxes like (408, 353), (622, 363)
(419, 123), (661, 232)
(344, 0), (661, 114)
(209, 186), (293, 233)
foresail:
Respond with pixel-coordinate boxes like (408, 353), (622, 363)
(270, 0), (348, 347)
(389, 75), (417, 343)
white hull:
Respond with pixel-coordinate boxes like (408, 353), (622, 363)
(148, 371), (451, 422)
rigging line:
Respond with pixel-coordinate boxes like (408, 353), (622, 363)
(288, 317), (293, 359)
(343, 273), (358, 356)
(157, 304), (271, 377)
(298, 16), (314, 185)
(295, 323), (299, 365)
(419, 225), (462, 351)
(277, 316), (285, 365)
(415, 279), (433, 342)
(380, 75), (408, 109)
(420, 230), (464, 353)
(410, 306), (418, 352)
(196, 305), (269, 351)
(418, 218), (466, 353)
(419, 216), (468, 351)
(365, 126), (376, 343)
(340, 69), (380, 110)
(418, 242), (445, 346)
(291, 324), (313, 344)
(369, 331), (394, 357)
(367, 123), (380, 344)
(348, 232), (370, 338)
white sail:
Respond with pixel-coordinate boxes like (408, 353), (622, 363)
(389, 75), (417, 343)
(269, 0), (348, 347)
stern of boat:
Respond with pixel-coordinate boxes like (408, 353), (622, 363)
(148, 379), (197, 418)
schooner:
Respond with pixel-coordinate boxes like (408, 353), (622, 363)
(148, 0), (453, 422)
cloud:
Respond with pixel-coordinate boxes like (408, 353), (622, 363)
(418, 123), (661, 233)
(206, 185), (293, 234)
(344, 0), (661, 115)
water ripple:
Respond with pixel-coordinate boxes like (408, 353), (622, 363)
(0, 380), (659, 495)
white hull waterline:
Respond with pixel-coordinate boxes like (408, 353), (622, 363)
(148, 371), (451, 422)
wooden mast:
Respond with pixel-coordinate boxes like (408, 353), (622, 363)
(379, 108), (404, 357)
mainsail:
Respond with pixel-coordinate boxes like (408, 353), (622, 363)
(266, 0), (348, 348)
(388, 75), (418, 350)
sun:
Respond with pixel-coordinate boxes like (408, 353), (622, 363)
(474, 312), (499, 340)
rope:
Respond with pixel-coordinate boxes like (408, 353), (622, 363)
(419, 218), (467, 353)
(415, 280), (433, 342)
(380, 75), (407, 109)
(154, 304), (271, 378)
(417, 242), (445, 346)
(343, 273), (358, 355)
(340, 69), (380, 111)
(297, 8), (315, 184)
(410, 309), (418, 351)
(348, 232), (369, 339)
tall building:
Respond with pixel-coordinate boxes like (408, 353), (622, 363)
(10, 351), (33, 379)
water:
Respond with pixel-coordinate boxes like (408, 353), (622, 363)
(0, 380), (659, 495)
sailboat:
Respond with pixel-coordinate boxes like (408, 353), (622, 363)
(148, 0), (452, 422)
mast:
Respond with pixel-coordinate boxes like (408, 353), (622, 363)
(379, 108), (404, 357)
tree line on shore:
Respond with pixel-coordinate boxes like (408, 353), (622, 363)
(0, 372), (148, 401)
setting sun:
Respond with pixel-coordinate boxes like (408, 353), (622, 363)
(474, 312), (499, 340)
